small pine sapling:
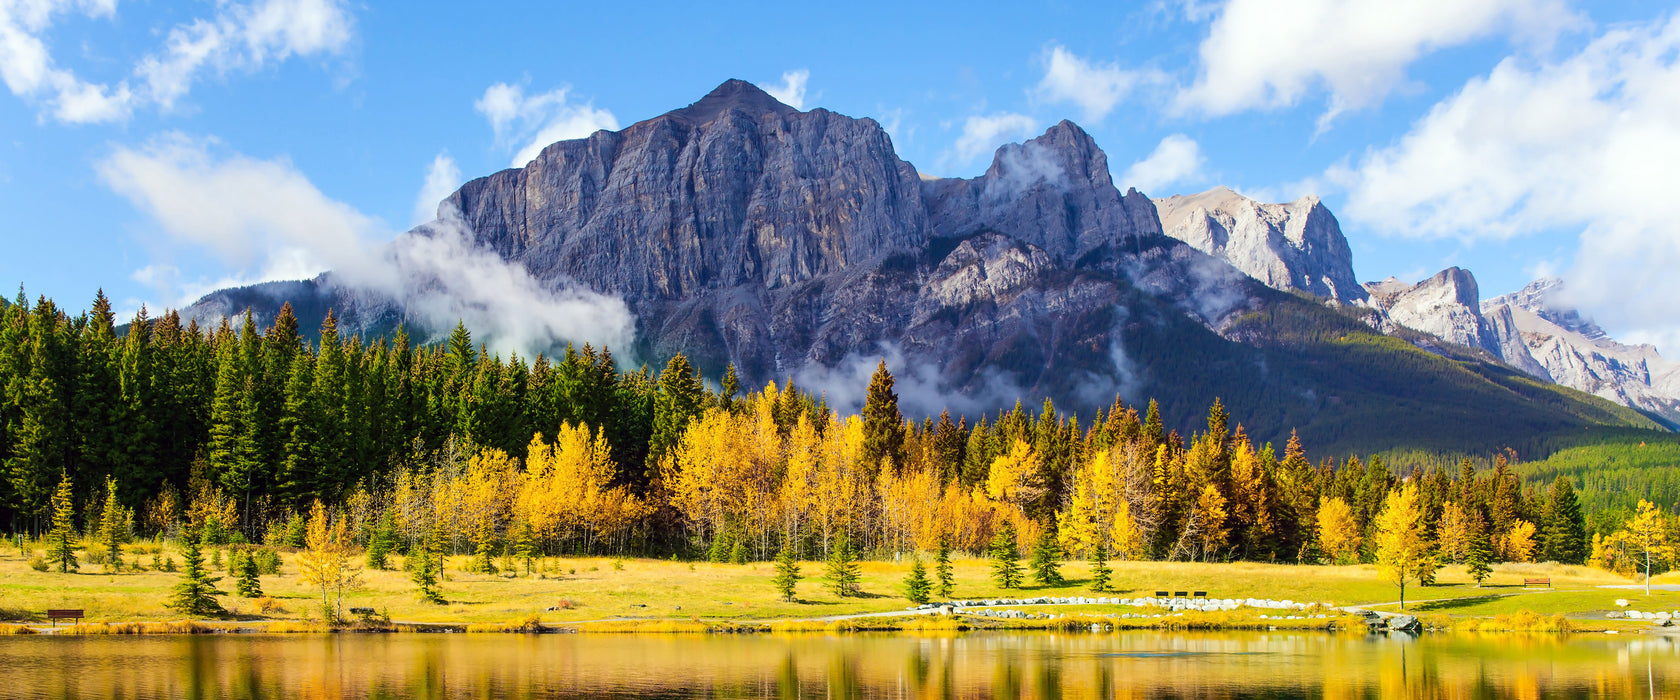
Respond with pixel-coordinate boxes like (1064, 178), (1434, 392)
(773, 541), (801, 602)
(1089, 543), (1112, 593)
(902, 556), (932, 604)
(933, 535), (955, 600)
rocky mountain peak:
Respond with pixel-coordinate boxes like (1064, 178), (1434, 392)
(669, 79), (800, 125)
(1486, 276), (1609, 342)
(1155, 186), (1365, 305)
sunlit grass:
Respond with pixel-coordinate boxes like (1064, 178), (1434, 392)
(0, 540), (1652, 628)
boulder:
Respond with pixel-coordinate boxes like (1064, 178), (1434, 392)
(1386, 615), (1421, 632)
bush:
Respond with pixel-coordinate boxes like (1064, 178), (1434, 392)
(255, 597), (286, 614)
(27, 555), (47, 572)
(253, 548), (281, 575)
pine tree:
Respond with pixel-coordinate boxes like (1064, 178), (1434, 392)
(933, 535), (955, 599)
(990, 521), (1022, 589)
(235, 548), (263, 598)
(730, 539), (748, 564)
(902, 556), (932, 604)
(772, 541), (801, 602)
(1089, 543), (1112, 593)
(166, 527), (225, 616)
(1465, 529), (1494, 587)
(46, 472), (78, 573)
(719, 362), (740, 412)
(1030, 527), (1065, 586)
(513, 521), (537, 575)
(825, 533), (861, 597)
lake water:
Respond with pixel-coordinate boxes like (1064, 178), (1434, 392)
(2, 630), (1676, 698)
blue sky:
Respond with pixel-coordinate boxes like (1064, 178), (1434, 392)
(2, 0), (1677, 353)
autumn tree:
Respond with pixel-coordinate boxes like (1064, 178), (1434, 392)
(1317, 497), (1360, 564)
(297, 500), (362, 624)
(1621, 500), (1674, 595)
(1373, 485), (1433, 610)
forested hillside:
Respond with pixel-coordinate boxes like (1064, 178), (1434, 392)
(8, 289), (1670, 579)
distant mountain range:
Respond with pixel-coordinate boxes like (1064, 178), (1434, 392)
(186, 80), (1673, 454)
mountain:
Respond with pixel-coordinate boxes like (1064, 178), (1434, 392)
(1484, 278), (1680, 429)
(1156, 187), (1365, 305)
(185, 80), (1664, 454)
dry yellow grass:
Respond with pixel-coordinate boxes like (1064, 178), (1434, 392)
(0, 540), (1648, 628)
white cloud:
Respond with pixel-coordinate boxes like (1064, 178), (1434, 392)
(475, 81), (618, 167)
(1173, 0), (1580, 123)
(98, 133), (377, 281)
(411, 152), (461, 225)
(101, 133), (635, 356)
(948, 112), (1037, 167)
(1120, 134), (1204, 195)
(1035, 45), (1161, 122)
(763, 69), (808, 109)
(0, 0), (353, 124)
(1337, 15), (1680, 353)
(137, 0), (354, 110)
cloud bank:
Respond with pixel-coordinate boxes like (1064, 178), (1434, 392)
(1121, 134), (1204, 195)
(763, 69), (808, 109)
(475, 81), (619, 167)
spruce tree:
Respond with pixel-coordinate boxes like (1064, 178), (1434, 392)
(990, 521), (1022, 589)
(97, 475), (129, 572)
(730, 539), (748, 564)
(1541, 476), (1587, 564)
(902, 556), (932, 604)
(1089, 543), (1112, 593)
(235, 549), (263, 598)
(861, 360), (905, 472)
(46, 472), (78, 573)
(365, 511), (395, 571)
(826, 533), (861, 597)
(166, 527), (225, 616)
(1030, 527), (1064, 587)
(772, 541), (801, 602)
(933, 535), (955, 599)
(411, 524), (444, 604)
(1466, 529), (1494, 587)
(513, 521), (537, 575)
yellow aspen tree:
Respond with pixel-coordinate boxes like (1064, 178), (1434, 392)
(1373, 484), (1432, 611)
(1193, 483), (1230, 560)
(1500, 520), (1538, 564)
(986, 439), (1042, 506)
(1109, 497), (1144, 561)
(1317, 497), (1361, 564)
(1435, 501), (1473, 564)
(1621, 500), (1673, 594)
(296, 500), (362, 624)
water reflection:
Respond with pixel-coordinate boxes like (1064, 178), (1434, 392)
(0, 630), (1674, 698)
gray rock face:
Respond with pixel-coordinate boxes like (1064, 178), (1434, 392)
(922, 120), (1159, 264)
(1156, 187), (1365, 305)
(1485, 278), (1680, 428)
(1362, 268), (1550, 378)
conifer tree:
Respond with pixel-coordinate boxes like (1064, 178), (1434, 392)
(730, 539), (748, 564)
(933, 535), (955, 599)
(97, 475), (130, 572)
(1465, 529), (1493, 587)
(365, 510), (395, 571)
(166, 526), (225, 616)
(46, 472), (77, 573)
(1089, 543), (1112, 593)
(773, 540), (801, 602)
(861, 360), (904, 472)
(472, 521), (498, 575)
(1540, 475), (1587, 565)
(826, 533), (861, 597)
(1030, 527), (1065, 586)
(513, 521), (537, 575)
(990, 521), (1022, 589)
(235, 549), (263, 598)
(719, 362), (740, 412)
(902, 556), (932, 604)
(411, 522), (445, 604)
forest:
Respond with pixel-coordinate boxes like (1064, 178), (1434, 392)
(0, 290), (1673, 581)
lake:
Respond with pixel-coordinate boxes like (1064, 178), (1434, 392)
(2, 630), (1676, 698)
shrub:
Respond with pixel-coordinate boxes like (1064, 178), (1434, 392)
(27, 555), (47, 572)
(255, 597), (286, 614)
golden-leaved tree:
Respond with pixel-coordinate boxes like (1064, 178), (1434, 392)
(1373, 485), (1434, 611)
(296, 500), (361, 623)
(1317, 496), (1361, 564)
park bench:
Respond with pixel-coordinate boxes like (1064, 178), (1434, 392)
(1523, 578), (1551, 588)
(1173, 591), (1188, 598)
(1192, 591), (1207, 598)
(47, 609), (83, 626)
(1154, 591), (1168, 597)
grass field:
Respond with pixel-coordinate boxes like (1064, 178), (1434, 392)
(0, 539), (1667, 629)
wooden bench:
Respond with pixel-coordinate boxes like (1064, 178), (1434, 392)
(1172, 591), (1188, 598)
(1154, 591), (1169, 597)
(1192, 591), (1207, 598)
(47, 609), (83, 626)
(1523, 578), (1551, 588)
